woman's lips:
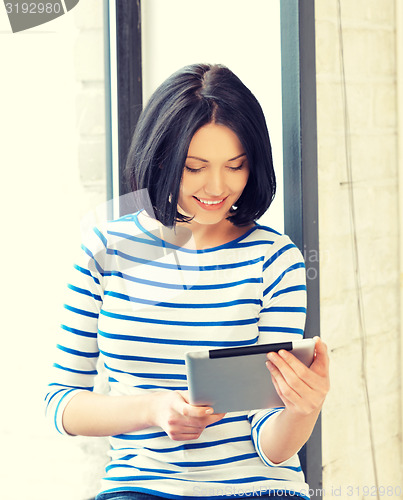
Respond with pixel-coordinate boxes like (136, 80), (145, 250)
(193, 196), (227, 210)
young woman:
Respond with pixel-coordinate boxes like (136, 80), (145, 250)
(45, 63), (329, 500)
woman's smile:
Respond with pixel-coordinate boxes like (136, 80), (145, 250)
(192, 195), (227, 209)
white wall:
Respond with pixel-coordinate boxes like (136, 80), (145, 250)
(315, 0), (402, 492)
(141, 0), (284, 232)
(0, 3), (107, 499)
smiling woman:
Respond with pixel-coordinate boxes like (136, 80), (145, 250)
(178, 123), (252, 248)
(45, 62), (329, 500)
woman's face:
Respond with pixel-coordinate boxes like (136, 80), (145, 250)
(178, 123), (249, 227)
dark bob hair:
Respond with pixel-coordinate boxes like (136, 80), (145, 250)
(125, 63), (276, 227)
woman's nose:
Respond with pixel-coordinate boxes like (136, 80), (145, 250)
(204, 170), (225, 196)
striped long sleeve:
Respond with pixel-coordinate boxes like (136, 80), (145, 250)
(45, 211), (310, 499)
(45, 225), (105, 434)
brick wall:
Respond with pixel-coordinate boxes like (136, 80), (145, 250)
(0, 0), (108, 497)
(68, 2), (109, 498)
(315, 0), (402, 493)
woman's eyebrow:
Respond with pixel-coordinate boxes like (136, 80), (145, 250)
(186, 153), (247, 162)
(186, 156), (209, 163)
(228, 153), (247, 162)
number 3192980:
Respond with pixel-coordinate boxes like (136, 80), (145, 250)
(5, 3), (62, 15)
(347, 485), (402, 497)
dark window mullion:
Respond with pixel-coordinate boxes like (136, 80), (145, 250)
(115, 0), (143, 209)
(281, 0), (321, 495)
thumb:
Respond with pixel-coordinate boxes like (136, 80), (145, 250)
(311, 337), (329, 374)
(177, 390), (190, 403)
(175, 391), (191, 415)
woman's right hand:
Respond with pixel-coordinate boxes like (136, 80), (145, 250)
(150, 390), (226, 441)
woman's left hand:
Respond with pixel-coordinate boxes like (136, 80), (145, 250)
(266, 336), (330, 416)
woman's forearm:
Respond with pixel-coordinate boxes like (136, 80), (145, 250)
(61, 390), (225, 439)
(259, 407), (321, 464)
(260, 338), (329, 464)
(62, 391), (158, 437)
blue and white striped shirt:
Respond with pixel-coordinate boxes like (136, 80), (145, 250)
(45, 211), (309, 499)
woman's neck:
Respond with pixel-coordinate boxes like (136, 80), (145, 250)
(137, 211), (254, 251)
(181, 218), (255, 250)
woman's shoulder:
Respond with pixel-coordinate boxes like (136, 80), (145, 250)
(246, 224), (304, 265)
(245, 223), (296, 247)
(78, 211), (144, 259)
(98, 210), (149, 241)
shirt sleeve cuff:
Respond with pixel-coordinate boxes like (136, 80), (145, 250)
(251, 407), (295, 467)
(54, 389), (85, 436)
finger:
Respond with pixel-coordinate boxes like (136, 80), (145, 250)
(269, 369), (291, 408)
(168, 413), (225, 441)
(269, 348), (330, 408)
(182, 404), (215, 419)
(178, 434), (201, 441)
(312, 338), (330, 373)
(175, 392), (214, 418)
(173, 391), (191, 417)
(177, 390), (191, 403)
(213, 412), (226, 420)
(270, 348), (326, 393)
(204, 413), (226, 427)
(279, 340), (330, 390)
(267, 359), (302, 406)
(170, 421), (204, 433)
(169, 430), (202, 441)
(268, 351), (313, 396)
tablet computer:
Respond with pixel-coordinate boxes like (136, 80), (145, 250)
(185, 338), (316, 413)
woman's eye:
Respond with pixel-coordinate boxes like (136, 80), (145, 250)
(228, 163), (244, 171)
(185, 166), (203, 173)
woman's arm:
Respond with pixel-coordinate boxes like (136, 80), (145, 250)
(259, 337), (330, 464)
(251, 235), (329, 464)
(62, 391), (156, 437)
(48, 224), (225, 441)
(62, 389), (225, 440)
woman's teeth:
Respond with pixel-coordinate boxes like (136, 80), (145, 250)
(196, 198), (224, 205)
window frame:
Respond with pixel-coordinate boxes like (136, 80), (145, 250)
(280, 0), (322, 494)
(104, 0), (322, 493)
